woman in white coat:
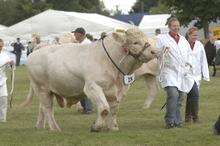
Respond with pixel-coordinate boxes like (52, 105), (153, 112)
(156, 17), (195, 128)
(185, 27), (210, 123)
(0, 38), (14, 122)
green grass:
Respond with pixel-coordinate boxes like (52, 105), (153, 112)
(0, 66), (220, 146)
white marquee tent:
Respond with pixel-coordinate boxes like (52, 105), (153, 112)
(0, 24), (7, 31)
(139, 14), (171, 37)
(1, 9), (131, 39)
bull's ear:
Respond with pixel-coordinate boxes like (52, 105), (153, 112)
(112, 32), (125, 43)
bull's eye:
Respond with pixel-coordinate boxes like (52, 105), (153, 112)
(133, 42), (138, 45)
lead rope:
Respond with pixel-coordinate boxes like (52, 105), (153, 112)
(9, 64), (16, 108)
(158, 47), (169, 83)
(157, 47), (169, 111)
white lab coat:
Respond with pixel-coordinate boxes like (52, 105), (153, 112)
(0, 51), (11, 96)
(191, 40), (210, 86)
(156, 33), (195, 93)
(0, 51), (11, 122)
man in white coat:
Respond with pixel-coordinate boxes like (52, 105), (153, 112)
(0, 38), (14, 122)
(156, 17), (195, 128)
(185, 27), (209, 123)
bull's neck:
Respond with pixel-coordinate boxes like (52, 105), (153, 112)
(102, 36), (142, 75)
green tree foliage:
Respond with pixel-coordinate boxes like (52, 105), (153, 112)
(162, 0), (220, 38)
(129, 0), (158, 13)
(0, 0), (51, 26)
(149, 1), (169, 14)
(0, 0), (109, 26)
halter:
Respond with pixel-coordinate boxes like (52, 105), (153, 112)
(101, 37), (151, 76)
(101, 37), (151, 85)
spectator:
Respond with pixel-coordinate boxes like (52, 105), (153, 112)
(73, 27), (93, 114)
(204, 34), (216, 66)
(155, 28), (161, 36)
(12, 38), (24, 66)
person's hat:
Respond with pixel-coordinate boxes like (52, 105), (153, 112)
(72, 27), (86, 35)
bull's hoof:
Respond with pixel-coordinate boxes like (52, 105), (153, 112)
(90, 122), (102, 132)
(35, 124), (45, 130)
(142, 105), (150, 109)
(143, 102), (152, 109)
(109, 126), (119, 132)
(49, 128), (62, 132)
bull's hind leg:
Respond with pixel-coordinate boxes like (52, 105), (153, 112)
(38, 91), (61, 131)
(84, 82), (110, 132)
(35, 104), (46, 129)
(143, 75), (157, 109)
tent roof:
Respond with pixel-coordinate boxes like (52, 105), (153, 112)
(138, 14), (171, 37)
(0, 24), (7, 31)
(2, 9), (131, 39)
(139, 14), (171, 29)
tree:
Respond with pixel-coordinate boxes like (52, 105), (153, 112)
(149, 1), (169, 14)
(0, 0), (51, 26)
(45, 0), (109, 15)
(129, 0), (158, 14)
(113, 5), (123, 16)
(0, 0), (109, 26)
(162, 0), (220, 39)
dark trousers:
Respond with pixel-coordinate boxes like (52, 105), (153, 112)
(164, 86), (184, 125)
(185, 82), (199, 122)
(15, 53), (21, 66)
(80, 98), (92, 112)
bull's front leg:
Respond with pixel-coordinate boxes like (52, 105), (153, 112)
(107, 99), (119, 131)
(84, 82), (110, 132)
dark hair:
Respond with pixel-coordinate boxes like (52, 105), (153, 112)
(155, 28), (161, 34)
(72, 27), (86, 35)
(0, 38), (3, 42)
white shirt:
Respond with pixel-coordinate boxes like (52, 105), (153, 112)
(156, 33), (194, 93)
(191, 40), (210, 85)
(81, 38), (91, 45)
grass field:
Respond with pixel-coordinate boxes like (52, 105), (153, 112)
(0, 66), (220, 146)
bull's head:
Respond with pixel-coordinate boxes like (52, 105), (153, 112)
(112, 28), (158, 63)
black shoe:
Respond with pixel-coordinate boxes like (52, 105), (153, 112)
(83, 110), (92, 114)
(175, 123), (182, 128)
(165, 123), (175, 129)
(213, 116), (220, 135)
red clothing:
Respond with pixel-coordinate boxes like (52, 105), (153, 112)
(169, 31), (180, 44)
(189, 41), (195, 50)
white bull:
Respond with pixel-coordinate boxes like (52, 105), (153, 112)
(21, 28), (158, 132)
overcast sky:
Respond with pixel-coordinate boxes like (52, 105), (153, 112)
(102, 0), (137, 14)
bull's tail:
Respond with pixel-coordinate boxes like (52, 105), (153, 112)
(19, 84), (34, 107)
